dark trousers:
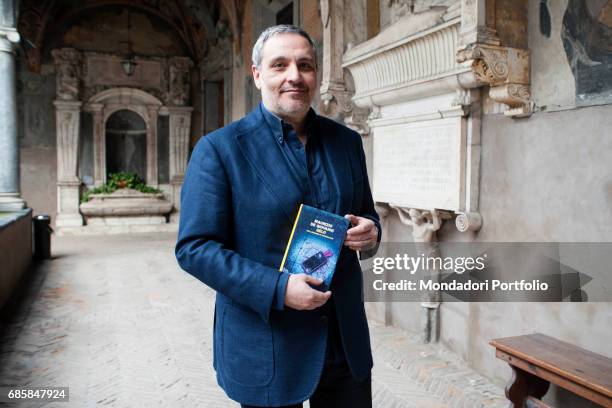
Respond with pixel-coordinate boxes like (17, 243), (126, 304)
(241, 360), (372, 408)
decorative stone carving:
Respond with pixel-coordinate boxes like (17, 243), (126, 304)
(201, 39), (231, 81)
(89, 103), (105, 186)
(343, 13), (483, 232)
(344, 106), (371, 136)
(393, 207), (442, 243)
(343, 17), (474, 108)
(455, 211), (482, 232)
(52, 48), (81, 101)
(145, 106), (160, 186)
(391, 206), (449, 343)
(54, 100), (83, 227)
(387, 0), (415, 24)
(54, 101), (81, 183)
(319, 0), (349, 117)
(167, 106), (193, 213)
(169, 57), (193, 106)
(84, 88), (164, 187)
(457, 43), (532, 117)
(319, 0), (370, 134)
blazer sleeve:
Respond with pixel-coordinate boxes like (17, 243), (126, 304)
(354, 133), (382, 261)
(175, 136), (284, 323)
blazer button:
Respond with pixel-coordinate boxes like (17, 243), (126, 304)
(321, 315), (328, 324)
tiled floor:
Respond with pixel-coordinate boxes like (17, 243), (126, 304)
(0, 233), (506, 407)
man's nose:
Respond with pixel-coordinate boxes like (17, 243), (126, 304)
(286, 63), (302, 83)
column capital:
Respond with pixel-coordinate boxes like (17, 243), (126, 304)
(83, 103), (104, 113)
(54, 100), (83, 110)
(164, 106), (194, 116)
(0, 27), (20, 53)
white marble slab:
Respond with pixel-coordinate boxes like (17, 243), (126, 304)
(373, 116), (466, 211)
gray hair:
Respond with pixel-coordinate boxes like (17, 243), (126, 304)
(251, 25), (317, 68)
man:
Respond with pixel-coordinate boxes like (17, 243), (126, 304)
(176, 25), (381, 408)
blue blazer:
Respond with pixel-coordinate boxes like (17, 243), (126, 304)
(175, 104), (381, 406)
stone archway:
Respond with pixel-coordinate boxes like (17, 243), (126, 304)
(85, 87), (164, 187)
(105, 109), (147, 181)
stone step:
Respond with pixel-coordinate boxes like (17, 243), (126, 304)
(56, 223), (178, 236)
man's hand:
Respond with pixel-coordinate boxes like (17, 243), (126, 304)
(344, 214), (378, 252)
(285, 274), (331, 310)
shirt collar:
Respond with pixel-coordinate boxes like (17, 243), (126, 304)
(260, 102), (318, 146)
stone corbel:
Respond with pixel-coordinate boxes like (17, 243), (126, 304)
(457, 43), (532, 118)
(374, 202), (391, 219)
(455, 211), (482, 232)
(390, 206), (448, 243)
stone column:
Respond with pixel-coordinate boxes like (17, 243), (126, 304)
(0, 22), (26, 210)
(52, 48), (83, 228)
(167, 107), (193, 218)
(89, 103), (105, 186)
(319, 0), (370, 134)
(146, 106), (159, 186)
(54, 101), (83, 227)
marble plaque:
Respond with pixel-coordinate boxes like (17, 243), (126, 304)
(85, 56), (163, 90)
(373, 117), (466, 211)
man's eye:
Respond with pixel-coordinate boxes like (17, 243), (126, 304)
(272, 63), (285, 69)
(299, 63), (314, 70)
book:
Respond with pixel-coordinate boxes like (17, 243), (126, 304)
(279, 204), (350, 290)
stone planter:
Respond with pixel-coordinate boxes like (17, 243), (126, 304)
(80, 188), (172, 226)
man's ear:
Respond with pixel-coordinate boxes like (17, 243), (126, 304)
(251, 65), (262, 90)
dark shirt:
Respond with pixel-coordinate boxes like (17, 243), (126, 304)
(261, 103), (346, 363)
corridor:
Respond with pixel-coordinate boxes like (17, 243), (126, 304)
(0, 234), (506, 407)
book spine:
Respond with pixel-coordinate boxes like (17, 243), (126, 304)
(279, 204), (303, 272)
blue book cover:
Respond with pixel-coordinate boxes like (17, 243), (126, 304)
(279, 204), (350, 290)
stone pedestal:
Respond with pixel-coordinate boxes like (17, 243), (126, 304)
(56, 181), (83, 227)
(54, 100), (83, 227)
(0, 27), (25, 211)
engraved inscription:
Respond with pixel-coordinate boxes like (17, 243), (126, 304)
(373, 117), (465, 211)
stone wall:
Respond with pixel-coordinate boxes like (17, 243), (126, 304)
(0, 209), (32, 310)
(436, 104), (611, 407)
(366, 1), (612, 406)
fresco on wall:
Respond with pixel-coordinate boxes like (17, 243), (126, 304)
(562, 0), (612, 104)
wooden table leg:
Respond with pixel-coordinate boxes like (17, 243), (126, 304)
(506, 365), (550, 407)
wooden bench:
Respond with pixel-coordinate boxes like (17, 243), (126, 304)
(490, 333), (612, 408)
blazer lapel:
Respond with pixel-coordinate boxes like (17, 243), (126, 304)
(236, 107), (303, 222)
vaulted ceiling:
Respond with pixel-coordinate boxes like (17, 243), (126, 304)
(17, 0), (243, 72)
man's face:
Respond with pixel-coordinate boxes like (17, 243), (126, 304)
(252, 33), (317, 122)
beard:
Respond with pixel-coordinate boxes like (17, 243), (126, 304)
(263, 90), (312, 121)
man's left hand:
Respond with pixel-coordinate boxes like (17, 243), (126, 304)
(344, 214), (378, 252)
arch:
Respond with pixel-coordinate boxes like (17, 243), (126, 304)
(89, 87), (163, 106)
(86, 87), (162, 187)
(105, 109), (148, 181)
